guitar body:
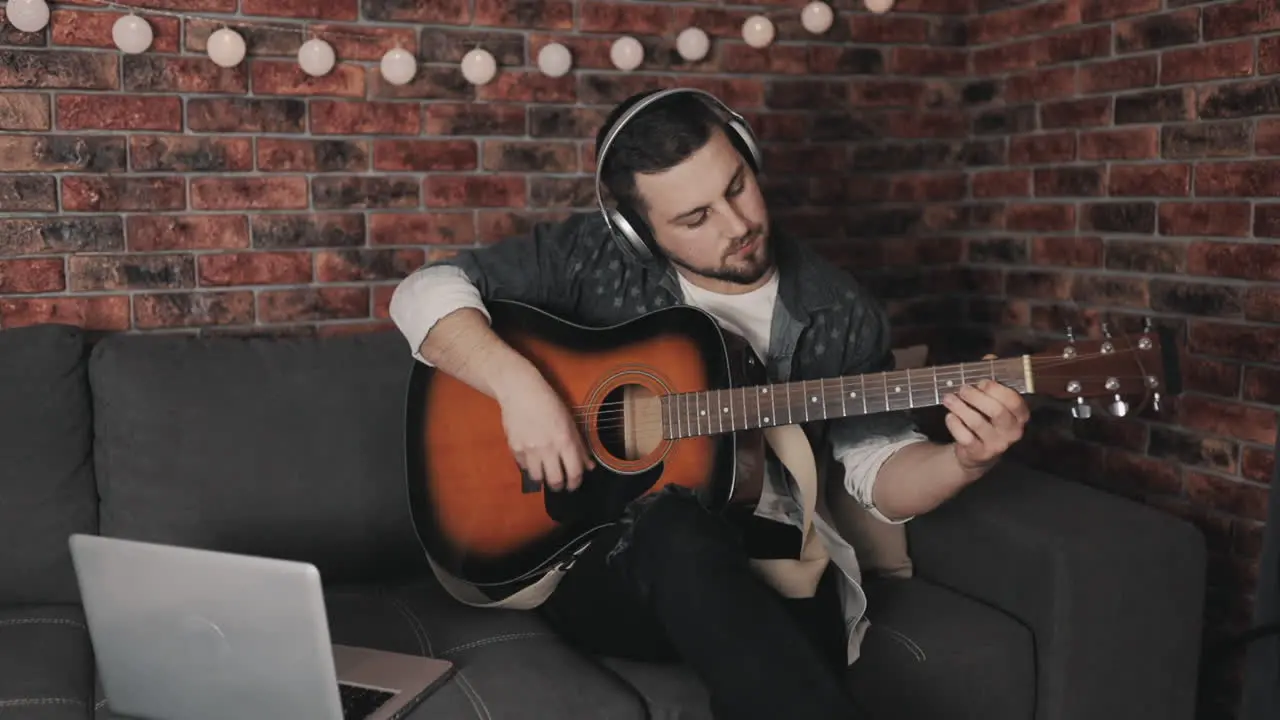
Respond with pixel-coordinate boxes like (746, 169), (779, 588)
(405, 300), (768, 589)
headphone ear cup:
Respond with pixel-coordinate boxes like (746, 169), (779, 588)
(608, 206), (656, 262)
(724, 118), (763, 174)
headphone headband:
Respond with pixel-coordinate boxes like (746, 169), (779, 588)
(593, 87), (762, 263)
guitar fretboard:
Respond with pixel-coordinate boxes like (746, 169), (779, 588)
(660, 357), (1029, 439)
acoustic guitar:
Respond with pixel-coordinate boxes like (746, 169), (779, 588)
(404, 299), (1180, 591)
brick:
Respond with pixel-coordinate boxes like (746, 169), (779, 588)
(1259, 120), (1280, 155)
(1149, 426), (1237, 473)
(0, 175), (55, 212)
(890, 47), (967, 76)
(240, 0), (358, 20)
(1163, 121), (1253, 158)
(475, 0), (573, 29)
(1103, 451), (1183, 498)
(1161, 40), (1255, 84)
(481, 140), (576, 173)
(1108, 164), (1190, 196)
(1080, 127), (1158, 160)
(198, 252), (312, 286)
(1115, 88), (1194, 124)
(1188, 242), (1280, 282)
(973, 106), (1036, 135)
(127, 215), (249, 252)
(0, 258), (65, 293)
(808, 47), (886, 76)
(1078, 56), (1157, 94)
(0, 135), (125, 172)
(188, 98), (306, 133)
(530, 177), (594, 208)
(972, 42), (1036, 76)
(61, 176), (185, 212)
(1041, 96), (1111, 128)
(967, 238), (1027, 264)
(190, 177), (309, 210)
(368, 66), (471, 101)
(1199, 79), (1280, 120)
(1116, 9), (1201, 53)
(252, 61), (364, 98)
(1035, 167), (1104, 196)
(185, 18), (300, 57)
(1245, 287), (1280, 322)
(476, 210), (570, 244)
(1257, 205), (1280, 238)
(315, 249), (425, 282)
(50, 10), (180, 52)
(362, 0), (470, 23)
(1082, 0), (1161, 22)
(1178, 394), (1277, 446)
(1009, 132), (1076, 165)
(310, 24), (415, 62)
(1183, 356), (1243, 398)
(0, 6), (46, 47)
(130, 136), (253, 172)
(0, 93), (49, 130)
(311, 176), (419, 209)
(371, 140), (476, 172)
(424, 175), (525, 208)
(1242, 446), (1275, 485)
(134, 292), (255, 329)
(769, 80), (852, 112)
(0, 50), (117, 89)
(1195, 161), (1280, 197)
(1004, 67), (1077, 103)
(257, 287), (370, 323)
(1006, 270), (1074, 300)
(368, 212), (475, 246)
(973, 169), (1030, 198)
(1084, 202), (1157, 234)
(1035, 26), (1112, 66)
(68, 255), (195, 291)
(422, 29), (525, 65)
(969, 0), (1082, 45)
(0, 216), (123, 255)
(257, 139), (369, 173)
(578, 0), (672, 34)
(849, 13), (933, 43)
(435, 102), (528, 136)
(310, 100), (420, 135)
(476, 71), (576, 104)
(1244, 367), (1280, 405)
(1149, 280), (1244, 318)
(1204, 0), (1280, 40)
(1106, 239), (1186, 273)
(251, 214), (365, 249)
(888, 173), (968, 202)
(123, 56), (246, 94)
(1071, 274), (1150, 308)
(1031, 236), (1103, 267)
(0, 296), (130, 331)
(1005, 204), (1075, 231)
(1160, 202), (1252, 237)
(887, 111), (968, 139)
(56, 94), (181, 131)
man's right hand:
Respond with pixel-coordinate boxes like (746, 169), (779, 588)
(495, 364), (596, 492)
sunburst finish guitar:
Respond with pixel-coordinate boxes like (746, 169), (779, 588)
(404, 300), (1181, 590)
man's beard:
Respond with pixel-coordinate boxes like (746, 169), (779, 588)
(669, 228), (774, 286)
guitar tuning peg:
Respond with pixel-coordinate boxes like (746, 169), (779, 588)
(1065, 324), (1075, 342)
(1071, 396), (1092, 419)
(1101, 321), (1112, 338)
(1143, 316), (1153, 333)
(1108, 395), (1130, 417)
(1152, 392), (1162, 412)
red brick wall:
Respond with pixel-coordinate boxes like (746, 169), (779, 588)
(962, 1), (1278, 717)
(0, 0), (969, 338)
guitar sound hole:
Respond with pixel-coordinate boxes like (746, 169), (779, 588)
(593, 383), (663, 462)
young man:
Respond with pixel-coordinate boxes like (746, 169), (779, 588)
(390, 88), (1029, 719)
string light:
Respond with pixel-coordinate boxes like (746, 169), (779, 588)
(0, 0), (879, 80)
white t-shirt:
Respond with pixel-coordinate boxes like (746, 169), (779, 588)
(674, 269), (779, 362)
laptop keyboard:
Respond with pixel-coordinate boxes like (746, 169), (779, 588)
(339, 682), (396, 719)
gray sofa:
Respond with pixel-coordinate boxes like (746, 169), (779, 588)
(1, 322), (1208, 720)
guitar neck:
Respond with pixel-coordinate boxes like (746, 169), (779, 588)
(661, 356), (1032, 439)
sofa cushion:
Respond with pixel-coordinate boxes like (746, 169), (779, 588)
(849, 576), (1036, 720)
(0, 604), (95, 719)
(88, 328), (429, 585)
(0, 323), (98, 604)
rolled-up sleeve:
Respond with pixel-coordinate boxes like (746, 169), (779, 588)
(389, 265), (489, 365)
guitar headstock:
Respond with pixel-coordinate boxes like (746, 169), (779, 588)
(1026, 318), (1181, 419)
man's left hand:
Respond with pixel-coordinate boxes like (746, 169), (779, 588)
(940, 355), (1030, 475)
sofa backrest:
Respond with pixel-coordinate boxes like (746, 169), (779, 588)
(0, 324), (99, 605)
(87, 327), (431, 586)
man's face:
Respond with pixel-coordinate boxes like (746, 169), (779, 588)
(632, 128), (773, 290)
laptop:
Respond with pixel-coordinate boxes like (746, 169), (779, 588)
(68, 534), (455, 720)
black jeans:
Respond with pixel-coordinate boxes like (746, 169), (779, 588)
(537, 487), (863, 720)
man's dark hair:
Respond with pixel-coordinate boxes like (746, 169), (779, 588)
(595, 90), (725, 214)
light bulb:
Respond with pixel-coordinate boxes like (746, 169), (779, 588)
(610, 36), (643, 71)
(460, 48), (496, 85)
(676, 27), (709, 62)
(742, 15), (775, 49)
(112, 14), (153, 54)
(298, 38), (335, 76)
(207, 28), (246, 68)
(865, 0), (894, 13)
(380, 47), (416, 86)
(801, 2), (835, 34)
(537, 42), (572, 78)
(5, 0), (50, 33)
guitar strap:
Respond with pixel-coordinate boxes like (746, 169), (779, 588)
(424, 423), (824, 610)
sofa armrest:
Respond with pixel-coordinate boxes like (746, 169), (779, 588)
(0, 604), (95, 719)
(905, 460), (1207, 720)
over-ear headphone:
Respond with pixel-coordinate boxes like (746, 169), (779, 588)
(593, 87), (764, 263)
